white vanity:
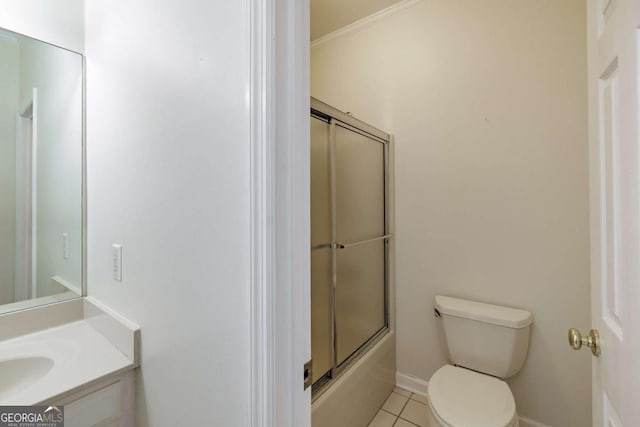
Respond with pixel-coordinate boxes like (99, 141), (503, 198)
(0, 298), (140, 427)
(0, 22), (139, 427)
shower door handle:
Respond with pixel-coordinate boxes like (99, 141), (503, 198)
(311, 243), (335, 250)
(335, 235), (392, 249)
(312, 235), (392, 251)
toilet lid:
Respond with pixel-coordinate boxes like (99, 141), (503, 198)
(428, 365), (516, 427)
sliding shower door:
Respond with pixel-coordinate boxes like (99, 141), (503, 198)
(334, 124), (387, 365)
(310, 98), (391, 394)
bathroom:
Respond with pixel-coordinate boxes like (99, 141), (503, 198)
(0, 0), (638, 426)
(309, 1), (591, 426)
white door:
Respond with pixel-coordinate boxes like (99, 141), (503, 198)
(587, 0), (640, 424)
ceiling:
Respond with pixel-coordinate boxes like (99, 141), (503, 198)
(311, 0), (406, 41)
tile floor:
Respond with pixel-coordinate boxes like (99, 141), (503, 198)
(368, 387), (429, 427)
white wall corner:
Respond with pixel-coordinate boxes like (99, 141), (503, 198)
(396, 371), (429, 396)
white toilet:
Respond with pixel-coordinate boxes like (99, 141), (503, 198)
(426, 296), (533, 427)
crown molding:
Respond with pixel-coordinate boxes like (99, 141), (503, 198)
(311, 0), (423, 48)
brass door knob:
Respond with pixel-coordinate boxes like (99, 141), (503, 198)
(568, 328), (601, 357)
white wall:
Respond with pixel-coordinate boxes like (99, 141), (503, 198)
(311, 1), (591, 426)
(17, 37), (83, 297)
(85, 1), (252, 426)
(0, 37), (19, 304)
(0, 0), (84, 53)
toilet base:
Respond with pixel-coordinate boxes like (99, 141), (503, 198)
(426, 397), (520, 427)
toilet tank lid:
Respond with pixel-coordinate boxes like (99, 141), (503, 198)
(435, 296), (533, 328)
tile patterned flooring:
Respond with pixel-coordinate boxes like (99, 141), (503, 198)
(368, 387), (429, 427)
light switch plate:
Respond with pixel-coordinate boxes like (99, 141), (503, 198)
(112, 244), (122, 281)
(62, 233), (69, 260)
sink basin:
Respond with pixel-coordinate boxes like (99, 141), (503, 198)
(0, 319), (136, 405)
(0, 357), (55, 399)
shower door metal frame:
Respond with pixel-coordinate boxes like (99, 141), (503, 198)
(310, 97), (392, 399)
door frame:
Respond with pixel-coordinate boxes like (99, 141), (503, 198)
(14, 89), (38, 301)
(249, 0), (311, 426)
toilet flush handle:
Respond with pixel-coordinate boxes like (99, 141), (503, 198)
(568, 328), (601, 357)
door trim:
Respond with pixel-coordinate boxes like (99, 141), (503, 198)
(249, 0), (311, 425)
(249, 0), (275, 424)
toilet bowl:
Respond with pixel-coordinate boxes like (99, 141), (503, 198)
(426, 296), (533, 427)
(426, 365), (519, 427)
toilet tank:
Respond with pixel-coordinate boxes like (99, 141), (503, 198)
(435, 296), (533, 378)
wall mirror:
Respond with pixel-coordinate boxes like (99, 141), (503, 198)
(0, 26), (84, 314)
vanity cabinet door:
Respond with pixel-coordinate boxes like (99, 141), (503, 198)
(50, 370), (135, 427)
(64, 382), (122, 427)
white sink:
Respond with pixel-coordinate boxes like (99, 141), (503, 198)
(0, 356), (55, 399)
(0, 320), (135, 405)
(0, 336), (77, 404)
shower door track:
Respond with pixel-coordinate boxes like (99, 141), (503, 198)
(310, 97), (392, 401)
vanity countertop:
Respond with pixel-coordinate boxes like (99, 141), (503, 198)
(0, 319), (136, 405)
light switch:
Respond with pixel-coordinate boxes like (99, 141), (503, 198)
(112, 244), (122, 281)
(62, 233), (69, 260)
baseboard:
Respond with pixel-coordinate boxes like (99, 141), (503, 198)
(395, 371), (429, 396)
(518, 416), (551, 427)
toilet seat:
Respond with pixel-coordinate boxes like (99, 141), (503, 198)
(427, 365), (517, 427)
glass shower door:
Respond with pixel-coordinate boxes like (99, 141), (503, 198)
(334, 124), (387, 366)
(310, 100), (390, 392)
